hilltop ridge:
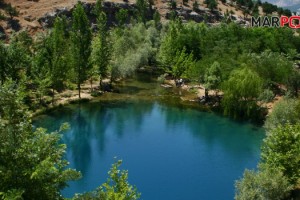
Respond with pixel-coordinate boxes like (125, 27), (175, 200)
(0, 0), (292, 38)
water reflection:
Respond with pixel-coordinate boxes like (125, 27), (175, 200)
(34, 100), (264, 200)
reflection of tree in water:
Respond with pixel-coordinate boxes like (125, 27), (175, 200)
(158, 102), (264, 162)
(67, 105), (92, 174)
(65, 101), (153, 171)
(106, 101), (154, 138)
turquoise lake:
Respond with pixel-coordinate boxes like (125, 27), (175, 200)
(34, 99), (265, 200)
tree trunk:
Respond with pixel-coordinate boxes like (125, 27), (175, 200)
(52, 88), (55, 105)
(78, 82), (81, 99)
(205, 88), (208, 100)
(90, 79), (93, 92)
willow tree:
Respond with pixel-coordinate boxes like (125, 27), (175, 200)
(71, 2), (92, 99)
(222, 67), (263, 119)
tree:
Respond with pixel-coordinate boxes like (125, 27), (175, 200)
(0, 81), (80, 199)
(221, 67), (263, 119)
(235, 167), (292, 200)
(243, 8), (250, 19)
(153, 11), (161, 28)
(0, 11), (6, 21)
(5, 3), (18, 20)
(193, 1), (199, 11)
(0, 42), (8, 85)
(206, 0), (217, 11)
(72, 160), (141, 200)
(136, 0), (149, 24)
(116, 8), (128, 27)
(70, 2), (92, 99)
(91, 1), (111, 87)
(287, 70), (300, 97)
(264, 98), (300, 131)
(110, 22), (158, 81)
(6, 36), (31, 83)
(169, 0), (177, 10)
(261, 123), (300, 184)
(48, 17), (69, 103)
(204, 61), (221, 98)
(241, 51), (293, 86)
(171, 48), (194, 79)
(261, 2), (277, 15)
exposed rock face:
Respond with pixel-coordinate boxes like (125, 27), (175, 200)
(38, 1), (143, 29)
(0, 0), (250, 39)
(37, 1), (236, 29)
(166, 8), (223, 23)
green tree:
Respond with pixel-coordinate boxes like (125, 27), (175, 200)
(0, 81), (80, 200)
(193, 1), (199, 11)
(116, 9), (128, 27)
(240, 51), (293, 86)
(91, 2), (110, 87)
(287, 70), (300, 97)
(72, 160), (141, 200)
(0, 11), (6, 21)
(110, 22), (159, 81)
(206, 0), (217, 11)
(235, 167), (292, 200)
(171, 48), (194, 79)
(5, 3), (18, 20)
(136, 0), (149, 24)
(48, 17), (69, 103)
(264, 98), (300, 131)
(221, 67), (263, 119)
(6, 37), (31, 83)
(153, 11), (161, 28)
(70, 2), (92, 99)
(261, 123), (300, 184)
(204, 61), (221, 98)
(0, 42), (8, 85)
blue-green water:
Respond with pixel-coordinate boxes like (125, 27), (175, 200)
(34, 100), (264, 200)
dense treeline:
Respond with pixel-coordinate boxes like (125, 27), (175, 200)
(235, 97), (300, 199)
(1, 0), (300, 198)
(1, 1), (299, 120)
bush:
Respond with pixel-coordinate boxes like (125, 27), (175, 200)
(262, 123), (300, 184)
(157, 74), (166, 84)
(235, 167), (292, 200)
(264, 98), (300, 131)
(72, 160), (141, 200)
(0, 12), (6, 21)
(258, 89), (274, 103)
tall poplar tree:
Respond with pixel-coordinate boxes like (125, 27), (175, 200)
(91, 0), (110, 87)
(71, 2), (92, 99)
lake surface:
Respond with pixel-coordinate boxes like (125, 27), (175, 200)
(34, 100), (265, 200)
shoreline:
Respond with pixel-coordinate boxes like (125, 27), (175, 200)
(31, 77), (283, 125)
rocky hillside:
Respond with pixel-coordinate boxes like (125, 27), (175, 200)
(0, 0), (277, 39)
